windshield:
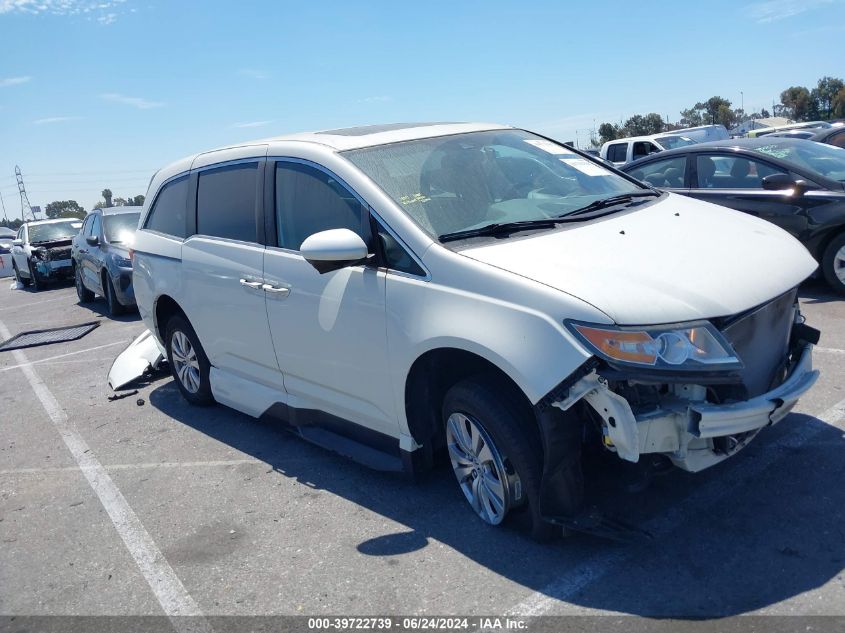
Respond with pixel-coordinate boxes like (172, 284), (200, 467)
(343, 129), (642, 239)
(656, 135), (696, 149)
(752, 140), (845, 182)
(104, 212), (141, 244)
(28, 220), (81, 243)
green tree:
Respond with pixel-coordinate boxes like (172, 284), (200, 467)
(598, 122), (621, 144)
(679, 103), (705, 127)
(780, 86), (813, 121)
(112, 196), (128, 207)
(101, 188), (113, 208)
(623, 113), (664, 136)
(129, 194), (145, 206)
(833, 86), (845, 119)
(45, 200), (85, 219)
(812, 76), (845, 119)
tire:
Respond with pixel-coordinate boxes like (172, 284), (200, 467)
(28, 260), (44, 291)
(821, 232), (845, 296)
(165, 315), (215, 406)
(442, 377), (558, 541)
(13, 262), (31, 287)
(75, 265), (95, 303)
(104, 273), (125, 316)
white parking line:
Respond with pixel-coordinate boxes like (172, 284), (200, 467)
(0, 459), (265, 476)
(816, 346), (845, 355)
(0, 340), (127, 372)
(0, 293), (77, 311)
(0, 318), (210, 631)
(505, 397), (845, 617)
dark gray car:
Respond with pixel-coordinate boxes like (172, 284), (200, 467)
(71, 206), (141, 315)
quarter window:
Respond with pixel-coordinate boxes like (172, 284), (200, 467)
(90, 214), (102, 238)
(606, 143), (627, 163)
(275, 162), (371, 251)
(145, 176), (189, 238)
(196, 163), (258, 242)
(627, 156), (686, 188)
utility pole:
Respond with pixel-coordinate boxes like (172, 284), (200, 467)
(15, 166), (35, 222)
(0, 191), (9, 223)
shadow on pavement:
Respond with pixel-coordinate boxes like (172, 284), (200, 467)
(148, 381), (845, 618)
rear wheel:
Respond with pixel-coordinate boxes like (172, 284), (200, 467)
(822, 233), (845, 295)
(75, 265), (94, 302)
(165, 315), (214, 406)
(442, 377), (558, 541)
(13, 262), (31, 287)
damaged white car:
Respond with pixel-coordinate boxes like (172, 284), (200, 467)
(124, 123), (820, 541)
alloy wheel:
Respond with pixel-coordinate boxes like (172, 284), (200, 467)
(835, 244), (845, 284)
(446, 412), (512, 525)
(170, 330), (201, 394)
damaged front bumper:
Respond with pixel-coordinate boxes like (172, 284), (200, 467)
(552, 343), (818, 473)
(108, 329), (166, 390)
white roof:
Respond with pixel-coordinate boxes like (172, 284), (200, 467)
(153, 122), (510, 186)
(26, 218), (82, 226)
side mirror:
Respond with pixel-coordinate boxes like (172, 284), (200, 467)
(86, 235), (100, 246)
(761, 173), (809, 195)
(300, 228), (369, 274)
(12, 239), (22, 247)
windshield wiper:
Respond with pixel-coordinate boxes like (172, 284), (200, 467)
(439, 219), (564, 243)
(565, 191), (660, 217)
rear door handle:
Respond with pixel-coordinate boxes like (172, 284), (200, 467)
(262, 284), (290, 296)
(239, 278), (263, 289)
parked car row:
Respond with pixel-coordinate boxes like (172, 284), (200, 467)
(8, 207), (141, 315)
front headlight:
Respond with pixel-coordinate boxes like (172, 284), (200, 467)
(113, 256), (132, 268)
(566, 321), (742, 371)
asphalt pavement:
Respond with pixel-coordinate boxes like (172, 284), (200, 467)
(1, 276), (844, 630)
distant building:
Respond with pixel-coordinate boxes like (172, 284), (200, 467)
(730, 116), (792, 136)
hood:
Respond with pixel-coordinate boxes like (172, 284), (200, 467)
(33, 238), (73, 249)
(460, 193), (817, 324)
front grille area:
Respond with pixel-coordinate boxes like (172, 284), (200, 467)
(721, 289), (797, 399)
(49, 246), (71, 260)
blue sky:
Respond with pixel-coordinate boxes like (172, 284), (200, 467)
(1, 0), (843, 219)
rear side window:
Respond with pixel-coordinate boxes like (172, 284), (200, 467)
(829, 131), (845, 149)
(275, 162), (371, 251)
(627, 156), (687, 188)
(145, 176), (189, 238)
(606, 143), (627, 163)
(196, 163), (258, 242)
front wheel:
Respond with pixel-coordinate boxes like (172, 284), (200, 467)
(822, 233), (845, 295)
(442, 377), (558, 541)
(13, 262), (31, 287)
(165, 315), (215, 406)
(28, 260), (44, 290)
(104, 274), (125, 316)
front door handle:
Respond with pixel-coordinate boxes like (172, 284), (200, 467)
(262, 284), (290, 296)
(239, 278), (263, 289)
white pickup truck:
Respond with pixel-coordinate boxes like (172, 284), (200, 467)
(600, 133), (697, 166)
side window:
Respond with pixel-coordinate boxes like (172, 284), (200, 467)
(275, 162), (371, 251)
(81, 215), (93, 236)
(144, 176), (189, 238)
(627, 156), (687, 188)
(196, 163), (258, 242)
(696, 155), (779, 189)
(632, 142), (660, 160)
(606, 143), (627, 163)
(90, 214), (102, 238)
(17, 226), (25, 242)
(829, 131), (845, 149)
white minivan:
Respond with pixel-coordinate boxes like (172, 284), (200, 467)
(133, 123), (819, 540)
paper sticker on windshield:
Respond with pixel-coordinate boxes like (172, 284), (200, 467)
(524, 139), (574, 155)
(559, 157), (608, 176)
